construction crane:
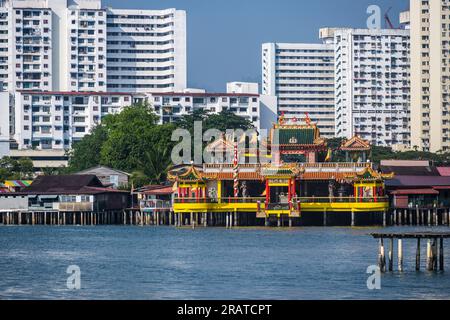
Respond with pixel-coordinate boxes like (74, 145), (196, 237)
(384, 7), (395, 29)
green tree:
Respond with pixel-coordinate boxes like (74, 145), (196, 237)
(16, 158), (34, 179)
(204, 109), (254, 132)
(66, 125), (108, 172)
(0, 157), (34, 180)
(100, 103), (160, 172)
(175, 109), (254, 133)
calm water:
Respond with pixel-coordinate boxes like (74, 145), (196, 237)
(0, 225), (449, 300)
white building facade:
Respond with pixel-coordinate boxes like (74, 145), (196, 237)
(405, 0), (450, 152)
(13, 89), (277, 150)
(106, 8), (186, 93)
(0, 0), (187, 93)
(13, 90), (139, 150)
(262, 42), (335, 138)
(149, 92), (276, 132)
(320, 28), (411, 147)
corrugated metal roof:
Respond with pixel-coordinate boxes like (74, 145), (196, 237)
(380, 166), (439, 176)
(391, 189), (439, 195)
(386, 176), (450, 187)
(437, 167), (450, 177)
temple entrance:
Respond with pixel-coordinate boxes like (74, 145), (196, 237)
(270, 186), (289, 204)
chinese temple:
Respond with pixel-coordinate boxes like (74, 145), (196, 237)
(168, 116), (393, 227)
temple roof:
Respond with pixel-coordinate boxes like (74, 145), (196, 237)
(340, 136), (371, 151)
(348, 166), (394, 182)
(168, 165), (206, 183)
(270, 125), (326, 148)
(204, 132), (264, 156)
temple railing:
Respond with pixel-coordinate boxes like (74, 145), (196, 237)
(203, 163), (371, 170)
(292, 196), (389, 203)
(266, 203), (290, 211)
(173, 196), (388, 205)
(174, 197), (265, 204)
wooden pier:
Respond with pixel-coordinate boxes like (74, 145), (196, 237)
(370, 232), (450, 272)
(390, 207), (450, 227)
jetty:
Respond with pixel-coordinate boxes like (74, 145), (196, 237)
(370, 232), (450, 272)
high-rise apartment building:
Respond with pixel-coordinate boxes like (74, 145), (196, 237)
(0, 0), (187, 93)
(67, 3), (107, 92)
(106, 8), (186, 93)
(262, 42), (335, 137)
(319, 28), (410, 147)
(2, 1), (54, 91)
(404, 0), (450, 152)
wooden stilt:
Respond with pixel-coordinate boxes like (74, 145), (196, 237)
(433, 238), (438, 271)
(416, 206), (420, 226)
(389, 238), (394, 272)
(398, 239), (403, 272)
(439, 237), (444, 271)
(448, 210), (450, 227)
(416, 238), (421, 271)
(351, 210), (355, 227)
(427, 239), (433, 271)
(323, 211), (327, 227)
(378, 238), (386, 272)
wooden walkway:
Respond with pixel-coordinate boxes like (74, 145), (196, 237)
(370, 232), (450, 272)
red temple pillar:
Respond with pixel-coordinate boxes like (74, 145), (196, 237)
(288, 179), (292, 203)
(265, 180), (270, 204)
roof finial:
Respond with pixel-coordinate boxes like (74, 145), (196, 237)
(304, 112), (312, 126)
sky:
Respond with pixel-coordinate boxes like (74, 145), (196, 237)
(103, 0), (409, 92)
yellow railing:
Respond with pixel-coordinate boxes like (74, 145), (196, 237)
(292, 196), (389, 203)
(174, 197), (265, 204)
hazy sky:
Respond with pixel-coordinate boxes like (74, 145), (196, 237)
(103, 0), (409, 92)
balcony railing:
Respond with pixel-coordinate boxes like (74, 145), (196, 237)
(203, 163), (372, 170)
(173, 196), (389, 205)
(292, 196), (389, 203)
(140, 200), (172, 209)
(174, 197), (265, 204)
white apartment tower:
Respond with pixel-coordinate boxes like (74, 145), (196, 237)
(106, 8), (187, 93)
(1, 0), (54, 91)
(67, 1), (107, 92)
(262, 42), (335, 137)
(320, 28), (411, 147)
(406, 0), (450, 152)
(0, 0), (187, 93)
